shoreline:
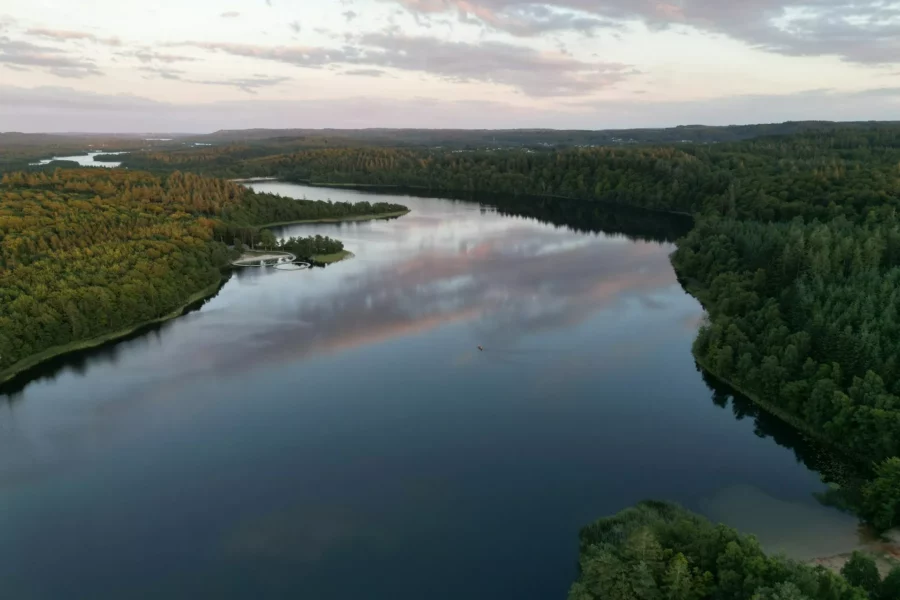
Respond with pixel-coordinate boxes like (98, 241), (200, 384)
(231, 249), (295, 266)
(810, 551), (900, 578)
(300, 181), (428, 190)
(1, 206), (413, 388)
(673, 273), (835, 450)
(312, 250), (354, 265)
(693, 349), (900, 571)
(0, 278), (225, 386)
(693, 355), (869, 466)
(283, 180), (695, 218)
(259, 210), (410, 228)
(695, 357), (823, 442)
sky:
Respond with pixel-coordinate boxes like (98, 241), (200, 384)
(1, 0), (899, 132)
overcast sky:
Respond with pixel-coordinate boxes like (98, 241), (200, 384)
(1, 0), (899, 132)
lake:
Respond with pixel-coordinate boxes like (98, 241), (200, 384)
(0, 183), (864, 599)
(31, 151), (125, 168)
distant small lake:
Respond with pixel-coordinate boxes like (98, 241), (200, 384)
(31, 151), (126, 168)
(0, 183), (866, 600)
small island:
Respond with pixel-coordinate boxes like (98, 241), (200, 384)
(233, 233), (353, 267)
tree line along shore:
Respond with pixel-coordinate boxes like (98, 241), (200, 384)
(108, 127), (900, 535)
(0, 168), (406, 384)
(5, 124), (900, 598)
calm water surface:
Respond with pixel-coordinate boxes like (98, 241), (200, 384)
(31, 151), (124, 168)
(0, 184), (861, 599)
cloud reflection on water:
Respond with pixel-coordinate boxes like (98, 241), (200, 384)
(0, 197), (695, 488)
(210, 224), (681, 377)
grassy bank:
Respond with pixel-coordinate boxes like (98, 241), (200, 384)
(313, 250), (354, 264)
(259, 210), (409, 228)
(0, 278), (225, 385)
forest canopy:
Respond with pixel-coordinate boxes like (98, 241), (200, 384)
(570, 501), (895, 600)
(6, 125), (900, 530)
(0, 168), (406, 382)
(108, 125), (900, 530)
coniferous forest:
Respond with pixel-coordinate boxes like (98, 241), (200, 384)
(0, 169), (406, 382)
(109, 126), (900, 532)
(570, 501), (898, 600)
(5, 125), (900, 598)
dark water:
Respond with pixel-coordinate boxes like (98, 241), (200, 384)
(0, 184), (861, 599)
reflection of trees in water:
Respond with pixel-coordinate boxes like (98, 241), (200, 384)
(488, 195), (693, 244)
(350, 187), (694, 244)
(698, 364), (869, 510)
(0, 283), (226, 402)
(3, 194), (686, 401)
(1, 327), (163, 401)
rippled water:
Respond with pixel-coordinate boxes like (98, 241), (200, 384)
(0, 184), (862, 599)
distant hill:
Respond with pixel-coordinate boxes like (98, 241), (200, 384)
(0, 133), (190, 173)
(190, 121), (900, 148)
(0, 132), (191, 147)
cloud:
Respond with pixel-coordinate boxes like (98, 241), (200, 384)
(25, 27), (121, 46)
(130, 50), (199, 64)
(2, 84), (899, 133)
(0, 37), (102, 78)
(172, 35), (633, 96)
(847, 86), (900, 98)
(221, 11), (241, 18)
(186, 75), (290, 93)
(0, 85), (537, 132)
(344, 68), (386, 76)
(386, 0), (900, 64)
(139, 66), (185, 80)
(467, 3), (616, 36)
(170, 40), (354, 68)
(0, 85), (162, 113)
(134, 66), (289, 93)
(47, 67), (101, 78)
(386, 0), (620, 35)
(175, 225), (679, 377)
(356, 33), (632, 96)
(342, 10), (359, 22)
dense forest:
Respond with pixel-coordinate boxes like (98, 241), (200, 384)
(277, 234), (344, 260)
(191, 122), (900, 147)
(81, 121), (899, 178)
(0, 168), (406, 382)
(111, 126), (900, 531)
(212, 191), (405, 249)
(570, 501), (898, 600)
(0, 133), (183, 174)
(6, 125), (900, 530)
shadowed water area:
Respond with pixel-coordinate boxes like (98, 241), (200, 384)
(0, 184), (867, 599)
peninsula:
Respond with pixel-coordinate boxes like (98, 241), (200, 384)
(0, 168), (407, 384)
